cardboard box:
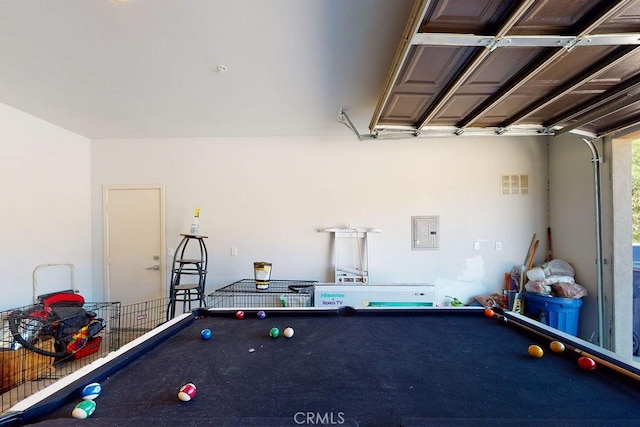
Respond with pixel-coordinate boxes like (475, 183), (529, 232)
(314, 284), (435, 308)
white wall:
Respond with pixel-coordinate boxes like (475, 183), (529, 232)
(610, 137), (633, 357)
(549, 134), (612, 345)
(0, 103), (91, 311)
(91, 135), (549, 306)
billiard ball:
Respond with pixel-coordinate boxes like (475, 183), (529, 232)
(528, 344), (544, 358)
(235, 310), (245, 319)
(484, 308), (494, 318)
(178, 383), (197, 401)
(72, 400), (96, 419)
(283, 327), (294, 338)
(269, 327), (280, 338)
(200, 328), (212, 340)
(578, 356), (597, 371)
(81, 382), (102, 400)
(550, 341), (565, 353)
(257, 310), (266, 319)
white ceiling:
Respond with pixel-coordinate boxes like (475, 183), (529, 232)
(0, 0), (414, 139)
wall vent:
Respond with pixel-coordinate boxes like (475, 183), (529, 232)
(501, 174), (528, 195)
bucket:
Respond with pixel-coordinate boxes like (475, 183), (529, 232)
(254, 262), (272, 290)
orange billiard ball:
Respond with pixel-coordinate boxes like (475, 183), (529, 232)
(528, 345), (544, 358)
(550, 341), (565, 353)
(484, 308), (495, 318)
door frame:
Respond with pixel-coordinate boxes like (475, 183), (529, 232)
(103, 184), (166, 304)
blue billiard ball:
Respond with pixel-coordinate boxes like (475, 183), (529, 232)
(200, 328), (212, 340)
(257, 310), (266, 319)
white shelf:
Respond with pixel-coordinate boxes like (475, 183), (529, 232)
(318, 226), (381, 283)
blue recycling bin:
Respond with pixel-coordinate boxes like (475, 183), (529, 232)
(633, 244), (640, 355)
(633, 269), (640, 356)
(633, 270), (640, 356)
(524, 292), (583, 336)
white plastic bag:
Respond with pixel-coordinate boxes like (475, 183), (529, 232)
(526, 267), (545, 282)
(542, 259), (575, 277)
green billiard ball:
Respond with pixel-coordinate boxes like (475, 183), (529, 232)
(269, 327), (280, 338)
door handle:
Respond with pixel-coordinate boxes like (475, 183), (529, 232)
(146, 265), (160, 270)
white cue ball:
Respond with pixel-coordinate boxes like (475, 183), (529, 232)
(283, 327), (294, 338)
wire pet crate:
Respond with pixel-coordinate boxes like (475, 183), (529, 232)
(1, 301), (120, 414)
(1, 298), (169, 417)
(207, 279), (317, 308)
(111, 298), (169, 347)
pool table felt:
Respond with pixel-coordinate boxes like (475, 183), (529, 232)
(26, 309), (640, 425)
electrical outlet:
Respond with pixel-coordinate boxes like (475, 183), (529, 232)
(474, 241), (480, 251)
(231, 247), (238, 256)
(496, 242), (502, 251)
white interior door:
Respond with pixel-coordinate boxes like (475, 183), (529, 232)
(103, 185), (165, 306)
